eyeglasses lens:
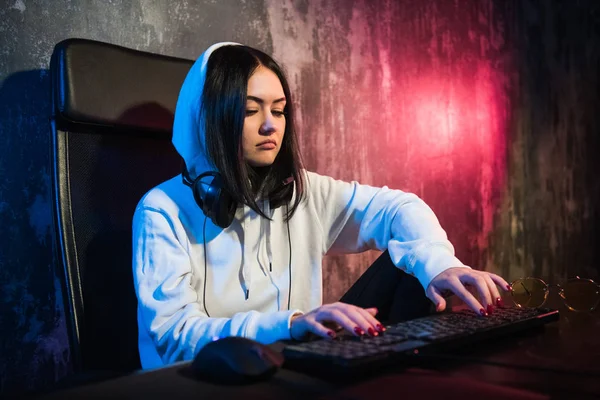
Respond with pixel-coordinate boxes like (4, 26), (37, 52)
(511, 278), (547, 308)
(562, 279), (600, 311)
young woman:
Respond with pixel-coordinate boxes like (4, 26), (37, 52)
(132, 42), (510, 369)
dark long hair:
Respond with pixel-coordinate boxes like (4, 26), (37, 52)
(201, 45), (305, 220)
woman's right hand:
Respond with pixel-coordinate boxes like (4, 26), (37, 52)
(290, 302), (385, 340)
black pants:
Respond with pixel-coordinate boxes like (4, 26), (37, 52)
(339, 250), (435, 324)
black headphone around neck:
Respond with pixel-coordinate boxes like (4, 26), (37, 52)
(182, 164), (294, 316)
(181, 166), (237, 229)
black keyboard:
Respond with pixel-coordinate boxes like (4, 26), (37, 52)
(282, 307), (559, 378)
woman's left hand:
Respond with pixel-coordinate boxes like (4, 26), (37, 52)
(426, 267), (511, 316)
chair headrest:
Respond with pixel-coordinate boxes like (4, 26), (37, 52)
(51, 38), (194, 137)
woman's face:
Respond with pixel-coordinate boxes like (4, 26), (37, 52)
(242, 65), (286, 167)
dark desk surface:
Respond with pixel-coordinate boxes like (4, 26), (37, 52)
(38, 296), (600, 400)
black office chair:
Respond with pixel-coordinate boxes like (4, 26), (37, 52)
(49, 38), (193, 375)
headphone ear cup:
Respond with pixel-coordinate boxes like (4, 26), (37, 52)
(191, 179), (206, 213)
(190, 172), (236, 229)
(207, 174), (236, 229)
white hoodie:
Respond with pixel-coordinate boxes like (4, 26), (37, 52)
(132, 42), (466, 369)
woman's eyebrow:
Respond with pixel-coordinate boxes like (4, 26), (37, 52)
(247, 95), (286, 104)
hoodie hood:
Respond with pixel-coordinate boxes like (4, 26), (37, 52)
(172, 42), (241, 178)
(172, 42), (266, 299)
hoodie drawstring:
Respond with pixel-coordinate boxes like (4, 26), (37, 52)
(241, 200), (274, 301)
(241, 211), (251, 300)
(264, 199), (273, 273)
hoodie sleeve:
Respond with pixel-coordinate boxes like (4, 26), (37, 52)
(133, 206), (300, 366)
(307, 172), (467, 290)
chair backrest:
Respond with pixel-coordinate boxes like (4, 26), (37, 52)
(49, 38), (193, 372)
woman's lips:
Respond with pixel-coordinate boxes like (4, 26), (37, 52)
(257, 142), (276, 150)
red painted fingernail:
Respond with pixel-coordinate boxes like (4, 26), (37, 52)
(487, 304), (494, 315)
(327, 330), (336, 338)
(354, 327), (365, 336)
(367, 327), (378, 336)
(496, 297), (504, 307)
(479, 308), (488, 317)
(506, 284), (512, 291)
(376, 324), (386, 332)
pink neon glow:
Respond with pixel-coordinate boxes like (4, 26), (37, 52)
(390, 63), (508, 263)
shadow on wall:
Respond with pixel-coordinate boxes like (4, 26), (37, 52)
(0, 69), (71, 395)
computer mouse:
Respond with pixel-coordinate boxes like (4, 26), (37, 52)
(190, 336), (284, 385)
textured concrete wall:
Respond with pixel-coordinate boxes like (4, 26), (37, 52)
(491, 1), (600, 282)
(265, 0), (515, 302)
(1, 0), (598, 395)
